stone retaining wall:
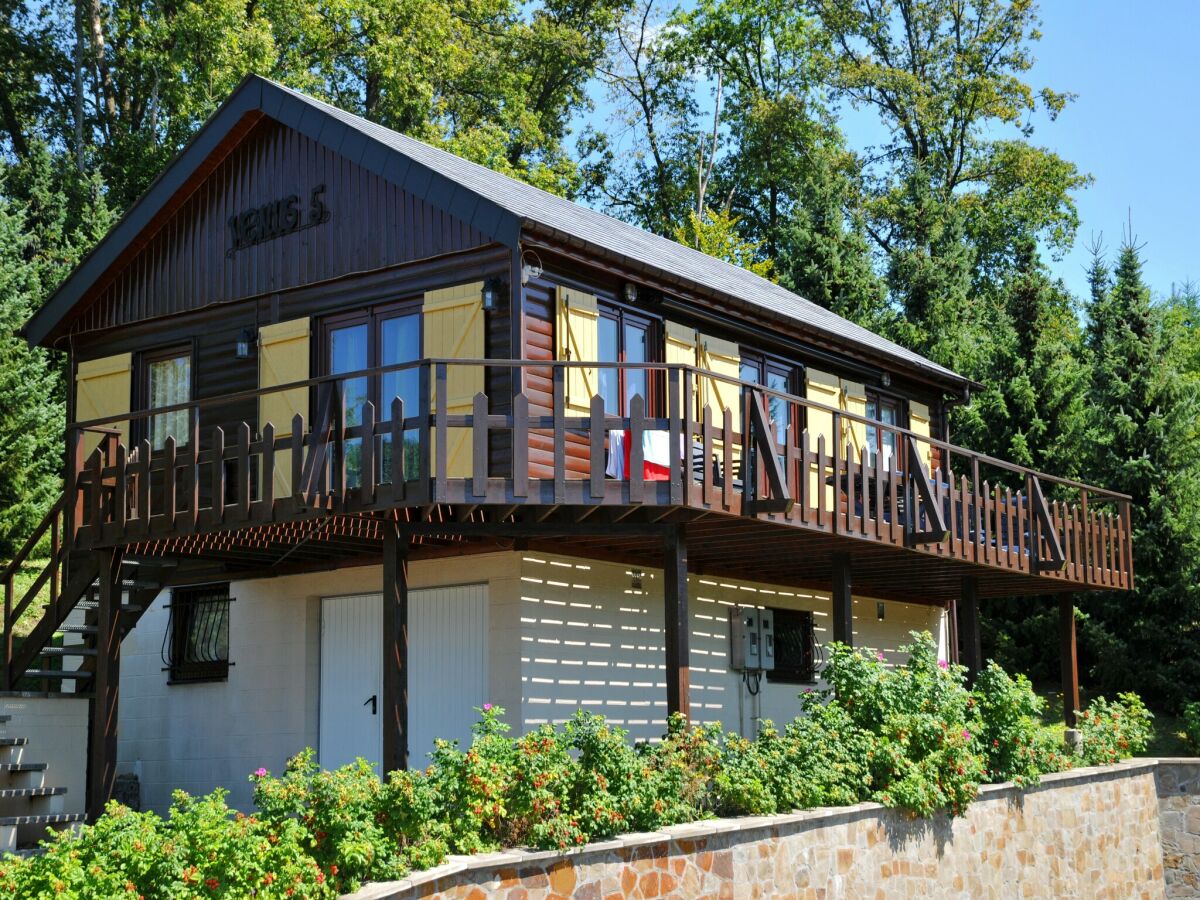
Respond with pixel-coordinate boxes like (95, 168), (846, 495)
(1156, 759), (1200, 898)
(353, 760), (1167, 899)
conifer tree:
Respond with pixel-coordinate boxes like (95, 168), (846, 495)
(1078, 239), (1200, 707)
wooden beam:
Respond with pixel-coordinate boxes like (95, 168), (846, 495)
(831, 552), (853, 646)
(382, 524), (410, 773)
(1059, 595), (1080, 729)
(957, 575), (982, 683)
(88, 550), (122, 821)
(663, 524), (690, 721)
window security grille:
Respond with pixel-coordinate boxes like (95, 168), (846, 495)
(162, 585), (232, 683)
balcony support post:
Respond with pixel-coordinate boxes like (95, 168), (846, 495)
(663, 524), (690, 721)
(1059, 595), (1080, 730)
(957, 575), (982, 683)
(832, 552), (853, 646)
(382, 524), (410, 773)
(87, 549), (122, 821)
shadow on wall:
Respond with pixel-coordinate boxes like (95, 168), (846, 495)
(517, 554), (946, 744)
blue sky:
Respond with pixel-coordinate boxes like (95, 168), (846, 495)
(1016, 0), (1199, 299)
(584, 1), (1198, 302)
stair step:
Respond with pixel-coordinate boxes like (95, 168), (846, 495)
(40, 647), (97, 658)
(0, 813), (86, 826)
(22, 670), (93, 681)
(0, 763), (45, 773)
(56, 624), (97, 635)
(0, 787), (65, 799)
(0, 739), (28, 748)
(73, 601), (143, 613)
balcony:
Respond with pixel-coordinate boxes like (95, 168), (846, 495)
(62, 359), (1132, 600)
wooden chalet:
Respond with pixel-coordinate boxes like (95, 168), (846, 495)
(6, 76), (1131, 820)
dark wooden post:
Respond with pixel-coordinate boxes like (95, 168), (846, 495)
(1059, 595), (1080, 729)
(663, 524), (690, 720)
(87, 550), (122, 821)
(831, 552), (853, 645)
(957, 575), (982, 682)
(382, 525), (409, 773)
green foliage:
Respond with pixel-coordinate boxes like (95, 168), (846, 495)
(674, 206), (774, 277)
(1180, 702), (1200, 755)
(0, 791), (332, 899)
(971, 663), (1070, 787)
(4, 658), (1151, 894)
(1077, 692), (1154, 767)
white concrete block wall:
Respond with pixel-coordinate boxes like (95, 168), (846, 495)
(0, 695), (89, 815)
(117, 554), (519, 813)
(518, 552), (947, 743)
(115, 548), (946, 812)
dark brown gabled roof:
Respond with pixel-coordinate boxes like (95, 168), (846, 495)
(25, 75), (970, 390)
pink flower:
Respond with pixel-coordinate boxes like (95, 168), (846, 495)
(876, 652), (885, 662)
(483, 703), (493, 712)
(938, 660), (949, 670)
(961, 729), (970, 740)
(253, 767), (268, 778)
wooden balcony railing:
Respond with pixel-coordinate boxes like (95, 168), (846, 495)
(63, 359), (1134, 590)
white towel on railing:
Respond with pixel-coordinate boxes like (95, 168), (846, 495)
(606, 431), (626, 479)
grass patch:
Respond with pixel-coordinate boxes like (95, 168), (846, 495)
(1033, 682), (1190, 758)
(6, 557), (54, 638)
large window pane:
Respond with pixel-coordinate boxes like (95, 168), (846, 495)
(598, 316), (619, 414)
(623, 321), (649, 411)
(148, 354), (191, 451)
(380, 313), (421, 480)
(330, 323), (369, 488)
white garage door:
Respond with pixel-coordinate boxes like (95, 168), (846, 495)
(319, 584), (488, 772)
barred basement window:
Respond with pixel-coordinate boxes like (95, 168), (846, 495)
(766, 608), (816, 685)
(163, 585), (232, 684)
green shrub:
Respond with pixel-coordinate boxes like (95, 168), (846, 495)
(972, 662), (1071, 787)
(1078, 692), (1154, 766)
(2, 644), (1153, 895)
(822, 632), (986, 817)
(0, 790), (331, 899)
(1182, 702), (1200, 755)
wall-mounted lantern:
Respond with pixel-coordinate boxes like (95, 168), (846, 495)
(481, 278), (502, 311)
(876, 601), (886, 621)
(622, 282), (638, 304)
(236, 328), (256, 360)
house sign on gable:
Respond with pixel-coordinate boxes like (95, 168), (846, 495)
(226, 184), (330, 257)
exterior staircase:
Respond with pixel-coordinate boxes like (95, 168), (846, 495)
(3, 496), (173, 694)
(0, 714), (85, 854)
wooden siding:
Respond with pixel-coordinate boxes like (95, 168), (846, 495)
(68, 118), (492, 336)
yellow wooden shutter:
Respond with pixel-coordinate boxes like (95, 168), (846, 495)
(259, 317), (311, 498)
(804, 369), (840, 453)
(840, 379), (868, 459)
(75, 353), (132, 457)
(425, 281), (485, 477)
(696, 334), (740, 420)
(909, 400), (933, 474)
(555, 286), (599, 414)
(664, 321), (698, 414)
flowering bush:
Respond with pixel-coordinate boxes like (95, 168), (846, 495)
(972, 663), (1071, 787)
(1, 637), (1152, 896)
(1077, 692), (1154, 766)
(1182, 702), (1200, 754)
(0, 790), (331, 899)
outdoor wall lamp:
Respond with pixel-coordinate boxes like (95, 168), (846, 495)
(877, 601), (886, 621)
(622, 282), (638, 304)
(236, 328), (256, 360)
(481, 277), (502, 311)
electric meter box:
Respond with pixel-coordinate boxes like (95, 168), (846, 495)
(729, 607), (776, 672)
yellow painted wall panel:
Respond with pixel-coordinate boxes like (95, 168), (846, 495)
(75, 353), (132, 458)
(555, 286), (599, 415)
(425, 281), (485, 477)
(259, 317), (311, 498)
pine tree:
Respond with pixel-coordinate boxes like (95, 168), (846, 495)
(1078, 240), (1200, 708)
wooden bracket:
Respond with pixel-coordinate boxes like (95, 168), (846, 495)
(296, 381), (340, 508)
(1029, 476), (1066, 572)
(905, 435), (948, 545)
(743, 390), (793, 515)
